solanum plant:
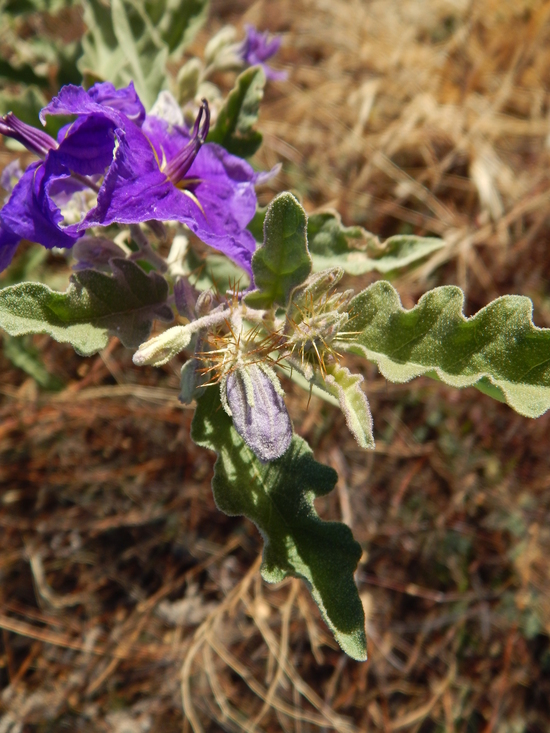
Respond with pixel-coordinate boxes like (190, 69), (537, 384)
(0, 4), (548, 662)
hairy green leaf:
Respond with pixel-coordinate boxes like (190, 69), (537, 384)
(207, 66), (265, 158)
(308, 211), (445, 274)
(346, 281), (550, 418)
(185, 250), (250, 293)
(191, 387), (367, 660)
(2, 335), (63, 390)
(79, 0), (163, 108)
(0, 87), (47, 127)
(313, 364), (375, 449)
(0, 258), (172, 356)
(3, 0), (78, 12)
(78, 0), (208, 106)
(142, 0), (209, 56)
(245, 193), (311, 310)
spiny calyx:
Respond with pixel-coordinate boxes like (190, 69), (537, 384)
(282, 268), (355, 378)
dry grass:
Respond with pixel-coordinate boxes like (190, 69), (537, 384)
(1, 1), (550, 731)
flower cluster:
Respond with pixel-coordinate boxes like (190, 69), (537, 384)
(0, 81), (263, 274)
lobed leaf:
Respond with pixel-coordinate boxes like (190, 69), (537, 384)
(0, 258), (172, 356)
(191, 386), (367, 660)
(308, 211), (445, 275)
(245, 193), (311, 310)
(206, 66), (265, 158)
(346, 280), (550, 418)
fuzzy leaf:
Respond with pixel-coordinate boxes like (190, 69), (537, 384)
(346, 281), (550, 418)
(185, 249), (250, 293)
(0, 258), (172, 356)
(191, 386), (367, 660)
(245, 193), (311, 310)
(313, 364), (375, 449)
(142, 0), (209, 56)
(207, 66), (265, 158)
(308, 211), (445, 274)
(2, 335), (63, 390)
(78, 0), (168, 108)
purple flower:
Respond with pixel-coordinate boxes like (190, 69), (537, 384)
(43, 86), (259, 275)
(0, 102), (125, 270)
(0, 82), (262, 276)
(0, 84), (135, 270)
(238, 25), (287, 81)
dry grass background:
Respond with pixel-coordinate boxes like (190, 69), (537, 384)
(1, 0), (550, 731)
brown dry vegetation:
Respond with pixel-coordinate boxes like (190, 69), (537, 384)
(1, 0), (550, 731)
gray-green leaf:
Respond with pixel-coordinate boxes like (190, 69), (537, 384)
(346, 280), (550, 418)
(78, 0), (208, 108)
(313, 364), (375, 449)
(308, 211), (445, 275)
(245, 193), (311, 310)
(206, 66), (265, 158)
(0, 258), (172, 356)
(2, 335), (63, 390)
(191, 386), (367, 660)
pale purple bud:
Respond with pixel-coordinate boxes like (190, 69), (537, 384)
(72, 236), (127, 271)
(174, 276), (197, 319)
(0, 159), (23, 198)
(223, 364), (292, 462)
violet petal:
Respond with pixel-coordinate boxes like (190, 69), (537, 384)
(0, 163), (79, 252)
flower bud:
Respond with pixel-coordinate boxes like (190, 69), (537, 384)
(195, 289), (216, 317)
(149, 90), (184, 126)
(133, 325), (193, 367)
(174, 275), (196, 319)
(204, 25), (238, 66)
(176, 59), (203, 105)
(72, 236), (127, 272)
(222, 364), (292, 462)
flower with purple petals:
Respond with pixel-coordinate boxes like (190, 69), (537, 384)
(238, 24), (287, 81)
(42, 85), (260, 275)
(0, 81), (264, 275)
(0, 108), (117, 270)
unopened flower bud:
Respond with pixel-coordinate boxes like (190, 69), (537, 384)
(176, 58), (203, 105)
(133, 325), (193, 367)
(195, 289), (215, 317)
(149, 90), (184, 126)
(72, 236), (127, 271)
(174, 275), (196, 319)
(204, 25), (238, 66)
(222, 364), (292, 462)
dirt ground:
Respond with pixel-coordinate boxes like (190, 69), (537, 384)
(1, 1), (550, 731)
